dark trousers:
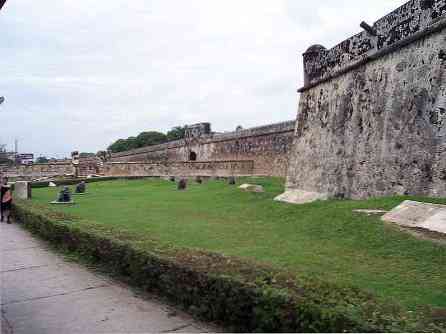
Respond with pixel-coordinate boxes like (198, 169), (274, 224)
(1, 202), (11, 222)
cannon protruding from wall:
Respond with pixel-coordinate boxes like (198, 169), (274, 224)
(279, 0), (446, 204)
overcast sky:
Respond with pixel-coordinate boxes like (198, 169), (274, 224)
(0, 0), (407, 157)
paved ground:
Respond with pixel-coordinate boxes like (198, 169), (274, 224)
(1, 223), (220, 334)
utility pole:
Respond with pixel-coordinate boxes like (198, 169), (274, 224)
(0, 97), (5, 163)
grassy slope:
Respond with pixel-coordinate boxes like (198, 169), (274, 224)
(29, 178), (446, 309)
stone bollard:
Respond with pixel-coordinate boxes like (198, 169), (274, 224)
(228, 176), (236, 185)
(177, 178), (187, 191)
(14, 181), (32, 200)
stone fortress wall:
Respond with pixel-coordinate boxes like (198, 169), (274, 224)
(0, 163), (74, 180)
(282, 0), (446, 201)
(1, 121), (294, 180)
(110, 121), (295, 177)
(103, 161), (255, 178)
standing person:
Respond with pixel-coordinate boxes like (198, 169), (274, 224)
(1, 177), (12, 224)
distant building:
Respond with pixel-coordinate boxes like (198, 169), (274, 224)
(16, 154), (34, 165)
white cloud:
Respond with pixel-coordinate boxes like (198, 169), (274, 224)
(0, 0), (407, 156)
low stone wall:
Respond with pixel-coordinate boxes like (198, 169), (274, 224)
(0, 163), (74, 180)
(0, 160), (255, 181)
(103, 160), (255, 177)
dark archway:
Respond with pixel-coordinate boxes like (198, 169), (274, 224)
(189, 151), (197, 161)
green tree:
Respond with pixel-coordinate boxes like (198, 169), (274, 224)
(108, 129), (173, 153)
(108, 139), (129, 153)
(36, 156), (49, 163)
(126, 136), (138, 150)
(135, 131), (167, 148)
(166, 126), (186, 141)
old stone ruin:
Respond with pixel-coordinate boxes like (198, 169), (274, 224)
(107, 121), (295, 178)
(0, 120), (295, 182)
(278, 0), (446, 203)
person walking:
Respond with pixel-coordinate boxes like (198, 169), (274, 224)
(1, 176), (12, 224)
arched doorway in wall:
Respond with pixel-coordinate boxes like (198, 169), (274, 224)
(189, 151), (197, 161)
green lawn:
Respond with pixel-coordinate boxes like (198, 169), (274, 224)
(29, 177), (446, 310)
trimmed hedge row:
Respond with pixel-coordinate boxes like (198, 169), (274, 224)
(12, 202), (443, 332)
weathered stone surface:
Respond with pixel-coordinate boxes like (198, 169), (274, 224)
(284, 0), (446, 200)
(302, 0), (446, 88)
(275, 190), (328, 204)
(109, 121), (295, 177)
(239, 184), (264, 193)
(3, 123), (293, 181)
(382, 200), (446, 234)
(13, 181), (31, 200)
(0, 163), (73, 181)
(103, 161), (254, 178)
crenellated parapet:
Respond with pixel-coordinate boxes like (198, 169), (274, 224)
(302, 0), (446, 90)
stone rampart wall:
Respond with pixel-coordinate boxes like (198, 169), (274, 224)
(284, 0), (446, 200)
(110, 121), (295, 177)
(0, 163), (74, 180)
(103, 160), (254, 177)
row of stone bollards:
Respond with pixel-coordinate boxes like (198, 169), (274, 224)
(172, 176), (237, 191)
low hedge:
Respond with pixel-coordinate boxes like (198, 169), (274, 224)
(12, 201), (444, 332)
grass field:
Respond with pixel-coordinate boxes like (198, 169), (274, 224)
(29, 177), (446, 310)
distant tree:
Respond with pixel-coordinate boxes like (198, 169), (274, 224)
(108, 129), (176, 153)
(166, 126), (186, 141)
(108, 139), (130, 153)
(126, 136), (138, 150)
(36, 156), (49, 164)
(0, 153), (12, 165)
(135, 131), (167, 148)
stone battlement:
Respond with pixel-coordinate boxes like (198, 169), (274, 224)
(302, 0), (446, 89)
(111, 120), (295, 159)
(109, 120), (295, 177)
(282, 0), (446, 201)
